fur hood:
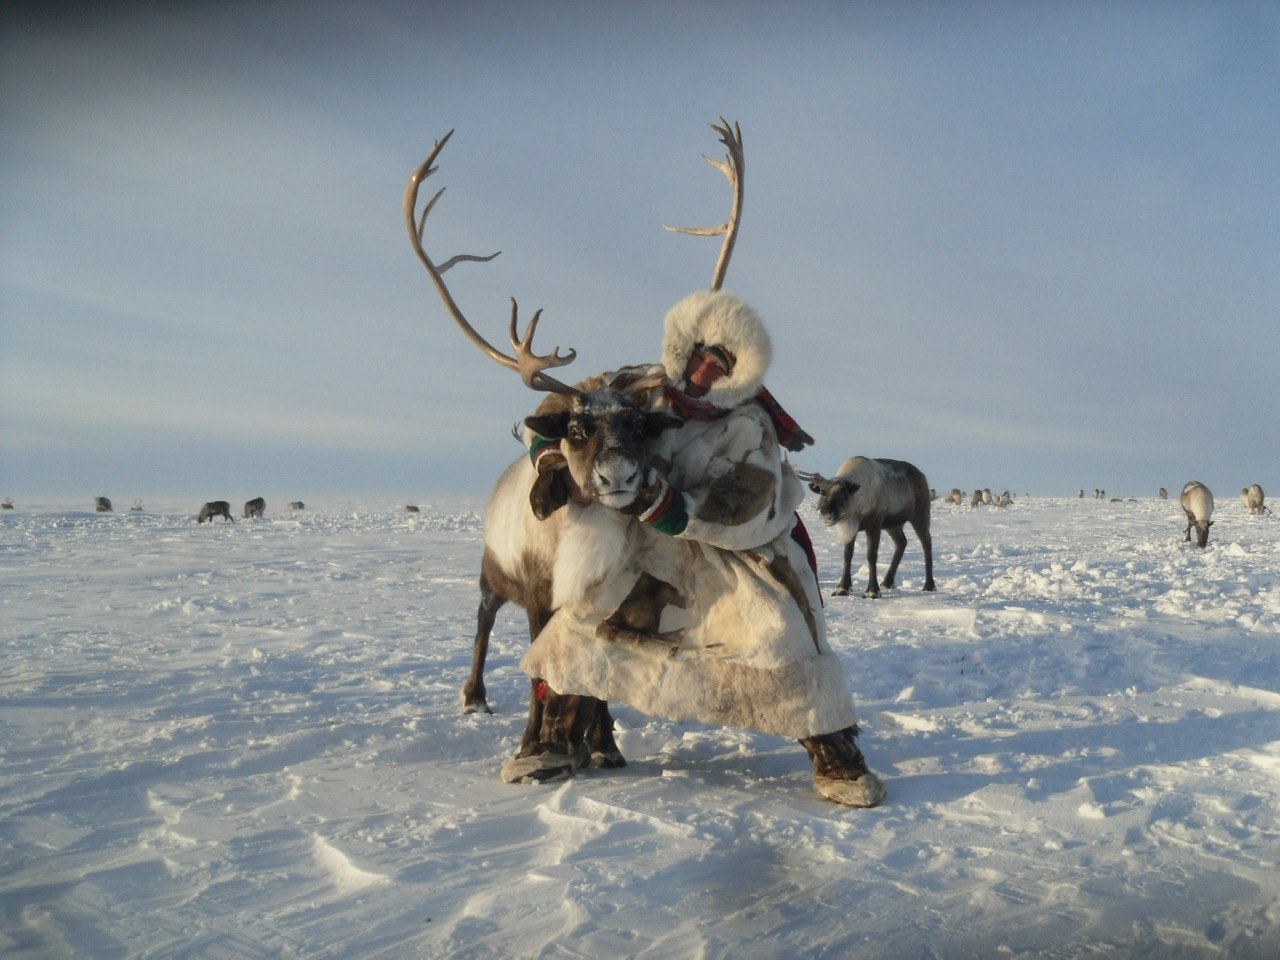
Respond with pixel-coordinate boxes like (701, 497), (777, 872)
(662, 290), (772, 411)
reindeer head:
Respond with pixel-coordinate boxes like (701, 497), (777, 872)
(525, 377), (680, 510)
(796, 471), (859, 527)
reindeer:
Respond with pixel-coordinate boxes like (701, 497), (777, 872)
(1180, 481), (1214, 548)
(407, 123), (742, 777)
(95, 496), (113, 513)
(198, 501), (234, 523)
(799, 458), (936, 599)
(244, 497), (266, 518)
(1244, 484), (1267, 516)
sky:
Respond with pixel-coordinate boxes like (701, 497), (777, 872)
(2, 0), (1276, 503)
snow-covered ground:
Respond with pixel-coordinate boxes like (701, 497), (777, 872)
(2, 493), (1278, 959)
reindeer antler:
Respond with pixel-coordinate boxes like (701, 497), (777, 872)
(793, 469), (830, 490)
(664, 117), (744, 291)
(405, 130), (582, 397)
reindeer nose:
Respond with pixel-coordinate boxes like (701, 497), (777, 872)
(593, 453), (640, 492)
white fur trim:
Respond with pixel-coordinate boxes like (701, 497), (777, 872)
(662, 290), (772, 410)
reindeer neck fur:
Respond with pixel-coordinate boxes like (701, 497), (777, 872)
(552, 500), (635, 609)
(484, 458), (635, 610)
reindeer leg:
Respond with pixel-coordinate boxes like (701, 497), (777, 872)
(881, 526), (907, 590)
(463, 572), (504, 713)
(863, 526), (882, 598)
(833, 539), (856, 596)
(589, 702), (626, 769)
(516, 605), (553, 754)
(914, 519), (936, 592)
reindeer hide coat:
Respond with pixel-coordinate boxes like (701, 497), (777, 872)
(522, 291), (859, 739)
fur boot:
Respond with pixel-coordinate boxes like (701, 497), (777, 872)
(501, 689), (615, 784)
(799, 726), (886, 808)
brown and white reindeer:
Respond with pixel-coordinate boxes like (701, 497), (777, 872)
(405, 125), (744, 778)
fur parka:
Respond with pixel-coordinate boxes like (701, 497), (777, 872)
(521, 291), (858, 739)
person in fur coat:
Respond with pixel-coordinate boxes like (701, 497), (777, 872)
(509, 290), (885, 808)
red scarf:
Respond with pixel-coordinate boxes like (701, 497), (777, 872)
(665, 385), (813, 452)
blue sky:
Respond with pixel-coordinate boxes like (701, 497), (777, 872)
(2, 1), (1276, 504)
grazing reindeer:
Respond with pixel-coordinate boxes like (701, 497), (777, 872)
(198, 501), (234, 523)
(406, 124), (747, 776)
(95, 496), (113, 513)
(244, 497), (266, 518)
(1243, 484), (1267, 516)
(799, 458), (936, 599)
(1180, 481), (1214, 548)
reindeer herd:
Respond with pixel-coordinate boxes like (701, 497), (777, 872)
(12, 120), (1262, 800)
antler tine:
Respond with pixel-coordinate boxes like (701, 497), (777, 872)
(405, 130), (582, 397)
(664, 116), (745, 291)
(507, 301), (578, 391)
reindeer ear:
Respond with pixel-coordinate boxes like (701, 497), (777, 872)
(524, 412), (570, 440)
(530, 468), (570, 519)
(647, 414), (684, 437)
(843, 481), (861, 495)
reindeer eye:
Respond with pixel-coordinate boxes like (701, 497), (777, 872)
(567, 417), (592, 446)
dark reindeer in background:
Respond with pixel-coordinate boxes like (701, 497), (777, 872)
(198, 501), (234, 523)
(244, 497), (266, 519)
(406, 121), (744, 774)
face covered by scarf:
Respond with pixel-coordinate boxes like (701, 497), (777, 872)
(667, 344), (812, 451)
(683, 345), (730, 397)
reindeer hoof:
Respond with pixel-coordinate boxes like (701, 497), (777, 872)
(592, 748), (627, 770)
(461, 690), (492, 715)
(923, 582), (936, 593)
(831, 587), (850, 597)
(863, 589), (880, 599)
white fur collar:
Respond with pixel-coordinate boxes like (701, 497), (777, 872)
(662, 290), (772, 410)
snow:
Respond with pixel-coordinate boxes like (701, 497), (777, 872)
(2, 495), (1278, 959)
